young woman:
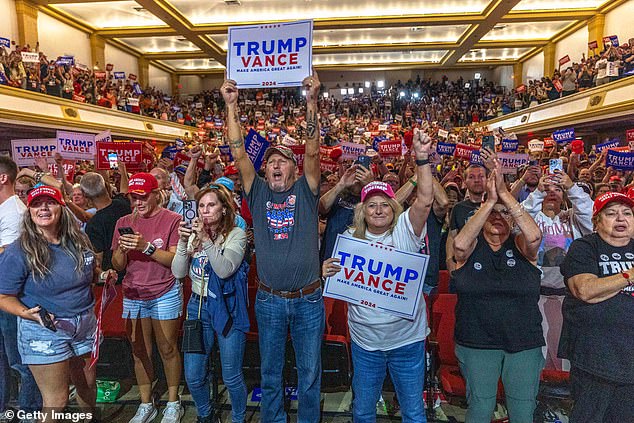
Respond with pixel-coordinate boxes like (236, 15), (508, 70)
(171, 186), (249, 423)
(111, 173), (183, 423)
(0, 186), (111, 422)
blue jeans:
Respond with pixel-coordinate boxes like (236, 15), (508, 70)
(0, 311), (41, 412)
(351, 340), (426, 423)
(255, 287), (325, 423)
(183, 294), (247, 422)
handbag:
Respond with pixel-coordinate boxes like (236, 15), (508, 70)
(181, 276), (206, 353)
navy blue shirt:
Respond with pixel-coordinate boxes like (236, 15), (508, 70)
(421, 212), (443, 288)
(320, 192), (359, 262)
(0, 242), (95, 317)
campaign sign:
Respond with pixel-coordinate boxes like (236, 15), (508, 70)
(559, 55), (570, 67)
(595, 139), (620, 153)
(528, 139), (544, 152)
(218, 145), (234, 162)
(436, 142), (456, 156)
(454, 143), (477, 161)
(11, 139), (57, 166)
(0, 37), (9, 48)
(437, 129), (449, 139)
(501, 139), (519, 152)
(606, 149), (634, 170)
(588, 40), (598, 50)
(340, 141), (366, 160)
(95, 129), (112, 143)
(20, 52), (39, 63)
(290, 145), (305, 174)
(244, 129), (270, 170)
(57, 131), (95, 160)
(552, 128), (575, 144)
(113, 71), (125, 79)
(95, 142), (143, 170)
(470, 150), (483, 165)
(324, 235), (429, 319)
(378, 140), (402, 157)
(497, 153), (529, 174)
(227, 20), (313, 88)
(626, 129), (634, 144)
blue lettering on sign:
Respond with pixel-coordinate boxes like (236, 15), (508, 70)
(552, 128), (575, 143)
(436, 142), (456, 156)
(336, 252), (419, 283)
(502, 139), (519, 152)
(233, 38), (308, 56)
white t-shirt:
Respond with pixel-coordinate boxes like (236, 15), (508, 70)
(347, 210), (430, 351)
(0, 195), (26, 247)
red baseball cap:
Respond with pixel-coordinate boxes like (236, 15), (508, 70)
(27, 185), (66, 207)
(609, 175), (623, 183)
(224, 165), (239, 176)
(361, 181), (395, 202)
(593, 191), (634, 217)
(628, 186), (634, 200)
(128, 172), (158, 196)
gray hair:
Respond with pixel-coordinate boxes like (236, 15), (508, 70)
(80, 172), (108, 199)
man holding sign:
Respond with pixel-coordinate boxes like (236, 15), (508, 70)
(323, 128), (433, 422)
(221, 71), (323, 423)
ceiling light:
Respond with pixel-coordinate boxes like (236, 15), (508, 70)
(177, 38), (188, 43)
(224, 0), (241, 5)
(493, 24), (507, 31)
(411, 27), (424, 32)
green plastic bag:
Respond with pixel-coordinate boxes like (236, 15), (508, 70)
(96, 380), (121, 403)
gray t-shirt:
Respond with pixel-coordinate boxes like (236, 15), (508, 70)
(247, 175), (320, 291)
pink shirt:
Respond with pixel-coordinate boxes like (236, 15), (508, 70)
(112, 208), (181, 300)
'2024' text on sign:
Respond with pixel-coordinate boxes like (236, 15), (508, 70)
(324, 235), (429, 319)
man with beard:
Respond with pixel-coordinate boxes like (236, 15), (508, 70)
(522, 170), (593, 370)
(514, 164), (542, 202)
(446, 164), (486, 272)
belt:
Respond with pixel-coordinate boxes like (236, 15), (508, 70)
(258, 279), (321, 299)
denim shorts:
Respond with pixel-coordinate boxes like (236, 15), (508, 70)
(18, 309), (96, 365)
(122, 282), (183, 320)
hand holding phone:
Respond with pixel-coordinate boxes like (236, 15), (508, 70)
(482, 135), (495, 152)
(117, 227), (135, 236)
(549, 159), (563, 174)
(107, 152), (118, 170)
(182, 200), (197, 228)
(355, 155), (371, 169)
(36, 305), (56, 332)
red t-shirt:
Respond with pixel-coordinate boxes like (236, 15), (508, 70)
(112, 208), (181, 300)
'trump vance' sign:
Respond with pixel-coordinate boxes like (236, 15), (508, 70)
(57, 131), (95, 160)
(227, 20), (313, 88)
(324, 235), (429, 319)
(11, 139), (57, 166)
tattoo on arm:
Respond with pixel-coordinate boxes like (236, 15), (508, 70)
(306, 109), (317, 138)
(229, 138), (244, 149)
(232, 109), (240, 124)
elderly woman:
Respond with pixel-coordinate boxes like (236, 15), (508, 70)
(111, 173), (183, 423)
(323, 129), (434, 422)
(171, 186), (249, 423)
(0, 186), (113, 421)
(559, 192), (634, 422)
(452, 161), (544, 423)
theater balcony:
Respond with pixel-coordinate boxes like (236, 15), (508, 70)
(484, 77), (634, 140)
(0, 85), (193, 149)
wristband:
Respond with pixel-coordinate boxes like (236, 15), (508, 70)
(142, 242), (156, 256)
(415, 158), (430, 166)
(409, 178), (417, 187)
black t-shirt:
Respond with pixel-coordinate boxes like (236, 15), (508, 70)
(559, 233), (634, 383)
(421, 212), (443, 288)
(453, 234), (544, 352)
(449, 199), (480, 233)
(85, 196), (132, 283)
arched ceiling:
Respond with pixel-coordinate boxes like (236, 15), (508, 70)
(33, 0), (624, 75)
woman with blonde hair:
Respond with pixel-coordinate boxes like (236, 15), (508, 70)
(0, 186), (113, 421)
(172, 184), (249, 423)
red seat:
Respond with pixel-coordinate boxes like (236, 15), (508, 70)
(431, 294), (503, 399)
(323, 297), (349, 341)
(437, 270), (450, 294)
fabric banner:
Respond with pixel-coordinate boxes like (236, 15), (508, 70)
(324, 234), (429, 319)
(552, 128), (575, 144)
(501, 139), (519, 152)
(57, 131), (96, 160)
(497, 153), (529, 174)
(606, 149), (634, 170)
(436, 142), (456, 156)
(244, 129), (270, 170)
(378, 140), (402, 157)
(227, 19), (313, 88)
(340, 141), (366, 160)
(11, 139), (57, 166)
(95, 142), (143, 170)
(595, 139), (620, 153)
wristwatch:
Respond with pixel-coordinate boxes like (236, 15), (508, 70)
(142, 242), (156, 256)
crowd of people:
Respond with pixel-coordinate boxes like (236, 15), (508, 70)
(0, 57), (633, 423)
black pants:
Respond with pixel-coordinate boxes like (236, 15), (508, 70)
(570, 366), (634, 423)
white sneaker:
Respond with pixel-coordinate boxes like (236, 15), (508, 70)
(129, 402), (158, 423)
(160, 399), (184, 423)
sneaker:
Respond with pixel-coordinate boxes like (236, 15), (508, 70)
(160, 399), (184, 423)
(129, 403), (158, 423)
(195, 416), (220, 423)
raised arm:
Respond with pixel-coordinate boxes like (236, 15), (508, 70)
(220, 79), (256, 195)
(407, 129), (434, 237)
(302, 71), (321, 195)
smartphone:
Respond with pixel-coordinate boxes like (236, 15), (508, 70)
(482, 135), (495, 152)
(37, 305), (56, 332)
(107, 152), (118, 170)
(117, 226), (135, 236)
(549, 158), (563, 174)
(182, 200), (197, 228)
(529, 159), (539, 166)
(355, 155), (371, 169)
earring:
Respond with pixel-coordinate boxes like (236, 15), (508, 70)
(222, 209), (226, 216)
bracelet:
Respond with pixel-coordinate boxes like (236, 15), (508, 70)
(415, 158), (430, 166)
(34, 171), (43, 184)
(409, 178), (417, 187)
(142, 242), (156, 256)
